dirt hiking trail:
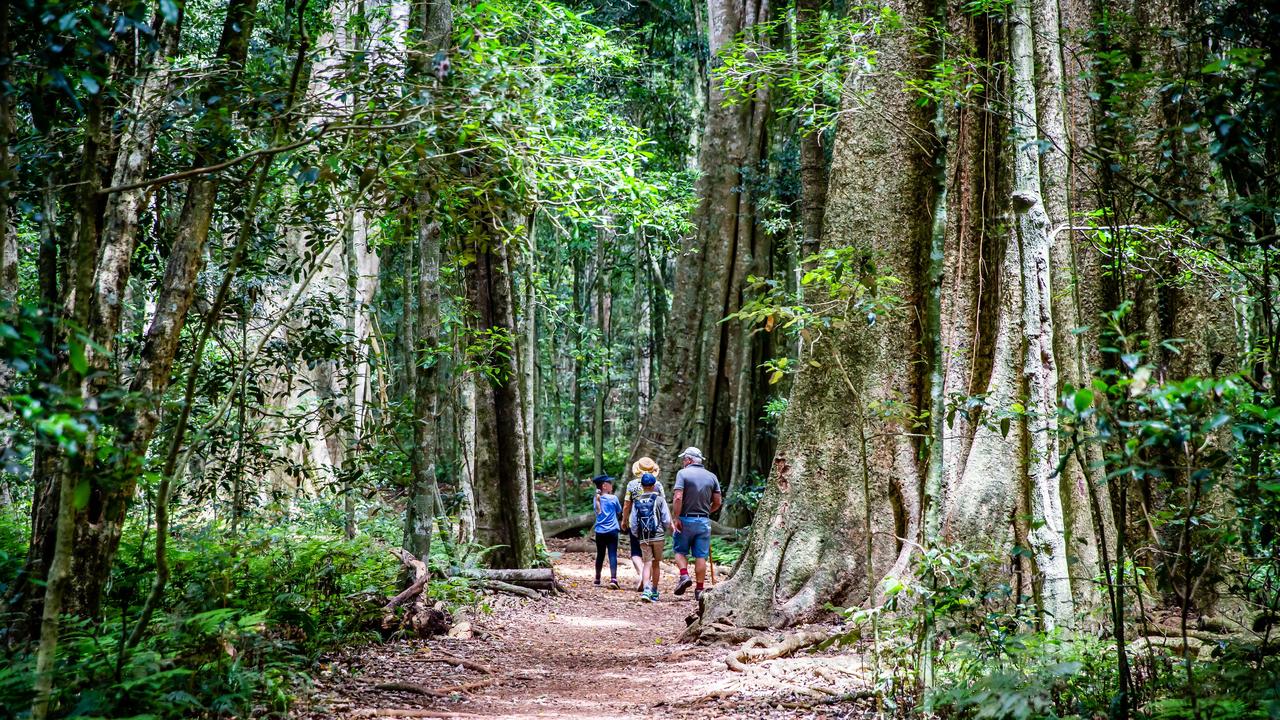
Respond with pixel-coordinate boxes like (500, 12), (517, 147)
(297, 539), (873, 719)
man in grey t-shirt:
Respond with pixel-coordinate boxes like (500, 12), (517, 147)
(671, 447), (721, 601)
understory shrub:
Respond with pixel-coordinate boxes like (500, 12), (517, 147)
(0, 502), (477, 718)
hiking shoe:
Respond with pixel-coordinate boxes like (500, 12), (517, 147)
(608, 579), (619, 590)
(593, 579), (601, 587)
(643, 590), (658, 603)
(673, 575), (693, 595)
(694, 589), (704, 602)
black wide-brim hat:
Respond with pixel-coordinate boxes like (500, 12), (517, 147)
(592, 474), (615, 486)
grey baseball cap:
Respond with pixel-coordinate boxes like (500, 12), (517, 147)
(678, 446), (704, 461)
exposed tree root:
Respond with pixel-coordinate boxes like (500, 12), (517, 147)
(725, 628), (834, 672)
(423, 651), (494, 674)
(779, 690), (878, 710)
(347, 709), (482, 718)
(374, 677), (498, 697)
(684, 618), (763, 645)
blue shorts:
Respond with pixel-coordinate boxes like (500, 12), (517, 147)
(673, 517), (711, 559)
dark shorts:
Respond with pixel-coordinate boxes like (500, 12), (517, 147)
(673, 516), (712, 559)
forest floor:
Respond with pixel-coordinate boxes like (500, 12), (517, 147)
(296, 539), (877, 719)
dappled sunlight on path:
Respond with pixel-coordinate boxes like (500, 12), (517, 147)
(297, 539), (872, 719)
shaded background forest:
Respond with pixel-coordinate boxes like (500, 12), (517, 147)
(1, 0), (1279, 717)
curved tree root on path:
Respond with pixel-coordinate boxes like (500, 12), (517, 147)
(373, 676), (498, 697)
(348, 709), (482, 718)
(724, 628), (834, 672)
(425, 650), (494, 675)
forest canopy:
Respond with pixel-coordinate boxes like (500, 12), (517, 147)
(0, 0), (1278, 717)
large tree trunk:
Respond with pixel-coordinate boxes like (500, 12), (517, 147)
(1010, 0), (1074, 628)
(404, 0), (453, 563)
(696, 0), (1113, 634)
(695, 0), (933, 631)
(633, 0), (771, 491)
(0, 0), (16, 305)
(592, 227), (611, 477)
(467, 231), (539, 569)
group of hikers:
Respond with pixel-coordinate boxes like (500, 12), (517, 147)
(590, 446), (722, 602)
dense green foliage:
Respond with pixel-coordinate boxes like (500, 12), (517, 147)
(2, 0), (1280, 716)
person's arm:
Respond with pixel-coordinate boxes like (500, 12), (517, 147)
(660, 497), (674, 532)
(621, 487), (633, 532)
(710, 492), (722, 514)
(594, 491), (601, 515)
(671, 489), (684, 533)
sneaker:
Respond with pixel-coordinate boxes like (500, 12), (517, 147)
(635, 581), (645, 592)
(643, 590), (658, 603)
(694, 588), (704, 602)
(673, 575), (693, 595)
(608, 579), (619, 590)
(593, 579), (601, 587)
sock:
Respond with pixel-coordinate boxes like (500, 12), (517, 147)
(679, 568), (689, 577)
(696, 582), (705, 591)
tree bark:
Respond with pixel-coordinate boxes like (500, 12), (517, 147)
(467, 231), (539, 569)
(24, 0), (260, 622)
(633, 0), (772, 493)
(1011, 0), (1074, 629)
(695, 0), (932, 631)
(404, 0), (453, 561)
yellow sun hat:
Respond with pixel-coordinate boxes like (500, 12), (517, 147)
(631, 456), (660, 477)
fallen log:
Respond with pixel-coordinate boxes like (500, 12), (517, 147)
(480, 579), (543, 600)
(542, 512), (594, 538)
(386, 575), (430, 610)
(378, 548), (449, 637)
(455, 568), (554, 583)
(452, 567), (562, 595)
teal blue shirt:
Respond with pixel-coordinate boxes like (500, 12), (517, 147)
(594, 493), (621, 534)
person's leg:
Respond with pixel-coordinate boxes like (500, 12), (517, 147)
(672, 523), (692, 594)
(639, 543), (657, 599)
(650, 539), (664, 593)
(606, 532), (619, 582)
(629, 531), (644, 590)
(594, 533), (606, 583)
(690, 518), (712, 590)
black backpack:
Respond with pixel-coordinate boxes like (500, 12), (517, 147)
(633, 492), (661, 541)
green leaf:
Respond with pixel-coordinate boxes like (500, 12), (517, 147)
(73, 480), (91, 511)
(1073, 389), (1094, 413)
(69, 338), (88, 375)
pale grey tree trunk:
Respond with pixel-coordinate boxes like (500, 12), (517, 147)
(404, 0), (452, 560)
(1035, 0), (1112, 615)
